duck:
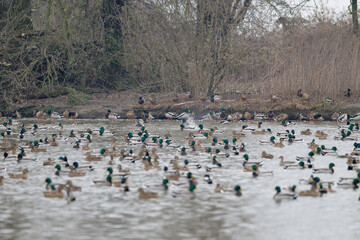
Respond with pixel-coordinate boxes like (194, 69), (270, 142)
(284, 161), (307, 169)
(243, 112), (252, 120)
(138, 97), (145, 105)
(63, 110), (78, 120)
(298, 178), (321, 197)
(85, 152), (103, 161)
(165, 110), (177, 120)
(337, 179), (359, 189)
(301, 129), (312, 135)
(65, 180), (81, 192)
(344, 88), (352, 97)
(313, 163), (335, 174)
(8, 169), (29, 179)
(251, 165), (273, 177)
(105, 109), (120, 122)
(172, 183), (196, 199)
(297, 89), (310, 102)
(275, 113), (288, 122)
(43, 185), (64, 198)
(163, 167), (181, 180)
(148, 95), (156, 105)
(261, 151), (273, 159)
(118, 164), (131, 174)
(126, 110), (136, 120)
(273, 139), (285, 148)
(278, 156), (295, 166)
(11, 110), (21, 120)
(138, 188), (160, 199)
(315, 130), (328, 140)
(93, 175), (113, 186)
(273, 186), (297, 201)
(331, 112), (340, 121)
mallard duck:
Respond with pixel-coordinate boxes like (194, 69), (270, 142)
(138, 97), (145, 105)
(210, 94), (221, 103)
(11, 110), (21, 120)
(350, 113), (360, 121)
(261, 151), (273, 159)
(301, 129), (312, 135)
(284, 161), (307, 169)
(273, 186), (297, 201)
(126, 110), (136, 121)
(63, 110), (78, 120)
(61, 180), (81, 192)
(331, 112), (340, 121)
(337, 179), (359, 189)
(243, 112), (252, 120)
(251, 165), (273, 177)
(138, 188), (159, 199)
(105, 109), (120, 122)
(118, 164), (131, 174)
(165, 110), (177, 120)
(279, 156), (295, 166)
(275, 113), (288, 122)
(344, 88), (352, 97)
(315, 130), (328, 140)
(148, 95), (156, 105)
(172, 183), (196, 199)
(16, 153), (37, 163)
(33, 109), (45, 120)
(313, 163), (335, 174)
(85, 152), (103, 161)
(297, 89), (310, 101)
(43, 185), (64, 198)
(8, 169), (29, 179)
(93, 175), (112, 186)
(273, 139), (285, 148)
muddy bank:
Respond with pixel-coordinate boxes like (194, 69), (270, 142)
(3, 90), (360, 120)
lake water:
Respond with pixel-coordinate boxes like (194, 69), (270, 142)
(0, 119), (359, 240)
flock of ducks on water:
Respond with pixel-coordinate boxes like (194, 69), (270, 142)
(0, 89), (360, 203)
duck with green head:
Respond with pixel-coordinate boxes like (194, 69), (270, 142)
(273, 186), (297, 201)
(313, 163), (335, 174)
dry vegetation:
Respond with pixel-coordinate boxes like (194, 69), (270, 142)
(0, 0), (358, 113)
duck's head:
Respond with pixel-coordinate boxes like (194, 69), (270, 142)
(290, 185), (296, 192)
(187, 172), (192, 179)
(275, 186), (281, 193)
(258, 122), (262, 127)
(164, 166), (168, 172)
(316, 147), (321, 153)
(224, 139), (229, 145)
(162, 179), (169, 186)
(184, 160), (189, 166)
(267, 128), (271, 133)
(73, 162), (79, 169)
(100, 148), (106, 155)
(55, 164), (61, 171)
(329, 163), (335, 169)
(308, 151), (314, 157)
(215, 149), (220, 154)
(270, 136), (275, 142)
(353, 178), (360, 186)
(299, 161), (305, 167)
(232, 138), (237, 144)
(189, 183), (196, 192)
(181, 147), (186, 152)
(107, 167), (113, 174)
(216, 163), (222, 168)
(234, 185), (241, 191)
(45, 178), (51, 184)
(314, 177), (320, 183)
(199, 124), (204, 130)
(321, 145), (325, 150)
(332, 146), (337, 151)
(252, 165), (257, 171)
(243, 154), (249, 161)
(212, 137), (218, 143)
(50, 185), (56, 191)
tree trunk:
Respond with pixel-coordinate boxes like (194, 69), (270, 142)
(352, 0), (358, 34)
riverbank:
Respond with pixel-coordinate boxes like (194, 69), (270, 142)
(3, 90), (360, 120)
